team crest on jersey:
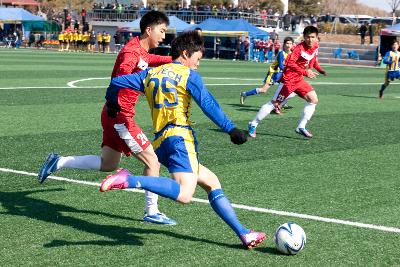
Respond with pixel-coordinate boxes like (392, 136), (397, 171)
(137, 57), (149, 70)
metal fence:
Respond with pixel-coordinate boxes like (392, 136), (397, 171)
(88, 9), (279, 28)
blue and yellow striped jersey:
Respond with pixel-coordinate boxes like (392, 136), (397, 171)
(269, 50), (288, 73)
(383, 50), (400, 71)
(106, 62), (236, 134)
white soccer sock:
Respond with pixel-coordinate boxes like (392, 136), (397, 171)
(255, 88), (261, 94)
(297, 102), (316, 129)
(251, 101), (275, 126)
(56, 155), (101, 170)
(281, 92), (296, 106)
(145, 191), (160, 215)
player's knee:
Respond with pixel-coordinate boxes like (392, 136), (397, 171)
(176, 191), (193, 204)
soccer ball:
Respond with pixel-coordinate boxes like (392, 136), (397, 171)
(274, 222), (306, 255)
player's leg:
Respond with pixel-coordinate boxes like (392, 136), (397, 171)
(296, 82), (318, 138)
(113, 119), (176, 225)
(248, 83), (289, 137)
(37, 145), (120, 184)
(133, 144), (176, 224)
(380, 71), (390, 99)
(240, 72), (272, 104)
(197, 164), (266, 249)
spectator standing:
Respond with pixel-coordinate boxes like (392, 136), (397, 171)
(28, 31), (35, 47)
(244, 36), (250, 61)
(269, 29), (278, 43)
(283, 13), (291, 31)
(113, 31), (123, 53)
(360, 22), (367, 45)
(368, 23), (374, 44)
(291, 12), (297, 32)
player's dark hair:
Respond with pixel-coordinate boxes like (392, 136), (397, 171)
(303, 25), (319, 36)
(140, 11), (169, 34)
(284, 37), (294, 44)
(170, 31), (205, 60)
(392, 40), (399, 45)
(194, 27), (202, 32)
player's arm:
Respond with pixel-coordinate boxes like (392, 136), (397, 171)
(277, 51), (285, 70)
(187, 71), (247, 144)
(383, 51), (392, 65)
(147, 54), (172, 67)
(309, 57), (327, 76)
(105, 70), (148, 118)
(285, 46), (308, 76)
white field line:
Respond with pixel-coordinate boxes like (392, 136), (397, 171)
(1, 167), (400, 234)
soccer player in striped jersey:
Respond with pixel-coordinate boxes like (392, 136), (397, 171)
(100, 31), (266, 249)
(240, 37), (295, 113)
(379, 41), (400, 99)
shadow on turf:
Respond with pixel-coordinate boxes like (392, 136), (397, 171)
(339, 94), (379, 99)
(210, 128), (307, 141)
(0, 189), (277, 252)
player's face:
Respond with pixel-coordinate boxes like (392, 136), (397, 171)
(184, 50), (203, 70)
(148, 23), (167, 49)
(284, 41), (293, 51)
(392, 43), (399, 51)
(304, 33), (318, 48)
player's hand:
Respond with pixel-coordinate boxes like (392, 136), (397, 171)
(306, 69), (318, 79)
(320, 70), (328, 76)
(229, 128), (248, 145)
(106, 101), (121, 118)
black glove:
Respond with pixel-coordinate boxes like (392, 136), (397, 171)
(106, 101), (121, 118)
(229, 128), (247, 145)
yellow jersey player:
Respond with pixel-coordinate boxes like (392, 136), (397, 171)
(379, 40), (400, 99)
(100, 31), (266, 249)
(240, 37), (294, 105)
(58, 31), (64, 51)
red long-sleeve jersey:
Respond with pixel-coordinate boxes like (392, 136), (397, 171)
(281, 41), (324, 85)
(110, 36), (172, 118)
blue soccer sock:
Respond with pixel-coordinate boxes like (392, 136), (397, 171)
(208, 189), (250, 237)
(244, 88), (259, 97)
(380, 84), (387, 93)
(127, 175), (180, 201)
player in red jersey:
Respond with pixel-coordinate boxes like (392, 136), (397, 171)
(248, 26), (327, 138)
(38, 11), (177, 225)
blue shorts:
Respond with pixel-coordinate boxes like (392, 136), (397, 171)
(387, 71), (400, 81)
(153, 125), (199, 174)
(263, 71), (282, 86)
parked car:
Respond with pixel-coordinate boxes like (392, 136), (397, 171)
(367, 17), (400, 26)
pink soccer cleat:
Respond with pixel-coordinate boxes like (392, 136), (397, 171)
(100, 168), (132, 192)
(240, 230), (267, 249)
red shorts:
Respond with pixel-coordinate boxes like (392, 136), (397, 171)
(273, 79), (314, 103)
(101, 105), (151, 156)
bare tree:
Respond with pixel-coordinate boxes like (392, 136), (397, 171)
(388, 0), (400, 24)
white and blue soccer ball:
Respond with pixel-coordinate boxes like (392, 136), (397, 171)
(274, 222), (306, 255)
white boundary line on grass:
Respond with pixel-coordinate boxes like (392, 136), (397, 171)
(1, 167), (400, 234)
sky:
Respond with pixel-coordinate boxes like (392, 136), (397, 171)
(362, 0), (393, 12)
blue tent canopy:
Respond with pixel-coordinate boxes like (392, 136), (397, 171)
(187, 18), (268, 38)
(119, 15), (191, 33)
(0, 7), (44, 21)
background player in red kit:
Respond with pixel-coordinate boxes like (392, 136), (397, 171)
(38, 11), (177, 225)
(248, 26), (327, 138)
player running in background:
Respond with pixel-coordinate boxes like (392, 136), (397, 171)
(100, 31), (266, 249)
(379, 40), (400, 99)
(240, 37), (296, 114)
(248, 26), (327, 138)
(38, 11), (176, 225)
